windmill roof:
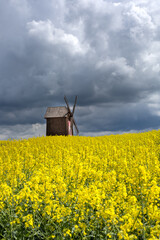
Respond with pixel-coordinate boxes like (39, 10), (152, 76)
(44, 106), (68, 118)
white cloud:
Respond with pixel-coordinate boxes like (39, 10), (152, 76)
(27, 20), (88, 55)
(96, 57), (135, 77)
(137, 41), (160, 74)
(79, 0), (108, 12)
(126, 3), (155, 28)
(0, 124), (45, 140)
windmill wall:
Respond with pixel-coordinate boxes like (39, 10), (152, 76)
(46, 117), (68, 136)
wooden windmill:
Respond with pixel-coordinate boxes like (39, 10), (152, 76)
(44, 96), (79, 136)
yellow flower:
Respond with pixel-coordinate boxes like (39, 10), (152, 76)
(0, 130), (160, 239)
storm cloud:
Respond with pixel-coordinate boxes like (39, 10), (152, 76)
(1, 0), (160, 139)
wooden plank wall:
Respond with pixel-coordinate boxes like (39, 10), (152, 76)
(46, 118), (67, 136)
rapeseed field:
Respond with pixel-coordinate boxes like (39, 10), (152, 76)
(0, 130), (160, 239)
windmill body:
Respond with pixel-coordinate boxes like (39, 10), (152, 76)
(44, 97), (79, 136)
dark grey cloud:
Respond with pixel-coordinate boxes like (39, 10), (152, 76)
(78, 103), (160, 133)
(0, 0), (160, 139)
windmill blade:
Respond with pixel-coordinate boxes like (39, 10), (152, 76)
(64, 96), (72, 115)
(73, 118), (79, 135)
(72, 96), (77, 115)
(63, 112), (69, 117)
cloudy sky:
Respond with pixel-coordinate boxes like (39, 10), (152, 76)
(1, 0), (160, 139)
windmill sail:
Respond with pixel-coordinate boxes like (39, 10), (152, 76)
(64, 96), (79, 135)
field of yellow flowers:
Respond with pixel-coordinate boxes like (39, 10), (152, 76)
(0, 130), (160, 239)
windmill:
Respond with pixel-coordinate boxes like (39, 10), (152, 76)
(44, 96), (79, 136)
(64, 96), (79, 136)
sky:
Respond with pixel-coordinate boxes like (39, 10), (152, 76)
(1, 0), (160, 139)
